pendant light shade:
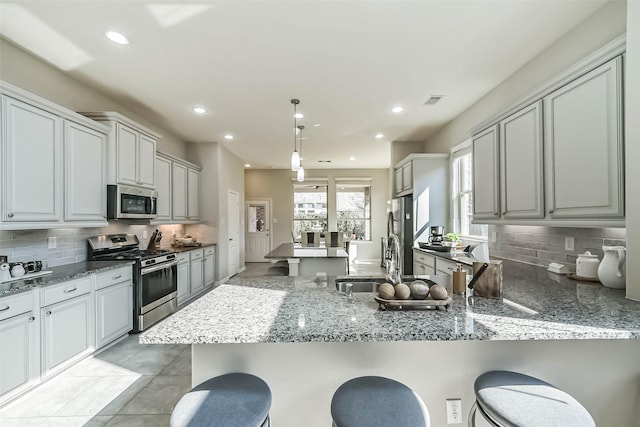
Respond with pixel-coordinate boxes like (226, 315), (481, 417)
(290, 99), (300, 171)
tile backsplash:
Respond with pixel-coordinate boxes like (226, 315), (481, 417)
(0, 223), (192, 268)
(487, 225), (626, 270)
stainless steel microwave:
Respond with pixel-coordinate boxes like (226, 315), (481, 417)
(107, 184), (158, 219)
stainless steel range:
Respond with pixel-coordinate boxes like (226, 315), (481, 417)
(88, 234), (178, 333)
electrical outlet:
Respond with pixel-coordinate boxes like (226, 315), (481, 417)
(446, 399), (462, 424)
(565, 236), (575, 251)
(142, 230), (148, 239)
(490, 231), (497, 242)
(47, 237), (56, 249)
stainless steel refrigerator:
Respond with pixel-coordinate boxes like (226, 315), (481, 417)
(388, 195), (414, 275)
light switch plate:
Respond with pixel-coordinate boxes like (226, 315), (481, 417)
(446, 399), (462, 424)
(47, 237), (56, 249)
(565, 236), (575, 251)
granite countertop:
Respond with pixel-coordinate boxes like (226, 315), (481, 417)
(265, 243), (348, 259)
(140, 259), (640, 344)
(0, 260), (135, 297)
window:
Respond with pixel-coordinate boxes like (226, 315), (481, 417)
(293, 184), (327, 237)
(452, 143), (488, 239)
(336, 184), (371, 241)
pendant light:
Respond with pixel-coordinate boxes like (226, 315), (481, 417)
(290, 99), (300, 171)
(297, 125), (305, 182)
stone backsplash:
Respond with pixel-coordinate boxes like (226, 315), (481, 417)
(487, 225), (626, 270)
(0, 223), (187, 268)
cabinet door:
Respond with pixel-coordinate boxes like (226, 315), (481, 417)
(2, 96), (63, 222)
(499, 101), (544, 219)
(394, 168), (403, 195)
(95, 281), (133, 349)
(187, 168), (200, 220)
(190, 252), (204, 295)
(172, 163), (188, 220)
(137, 134), (156, 188)
(472, 125), (500, 220)
(544, 57), (623, 218)
(402, 161), (412, 191)
(64, 121), (107, 221)
(204, 254), (215, 287)
(177, 261), (190, 304)
(41, 294), (92, 377)
(116, 123), (138, 186)
(0, 311), (38, 397)
(155, 155), (172, 221)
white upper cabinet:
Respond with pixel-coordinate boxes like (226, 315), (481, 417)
(472, 125), (500, 220)
(187, 167), (200, 221)
(172, 162), (188, 221)
(543, 57), (623, 219)
(499, 101), (544, 219)
(64, 120), (107, 222)
(155, 154), (172, 221)
(1, 96), (63, 223)
(81, 112), (160, 190)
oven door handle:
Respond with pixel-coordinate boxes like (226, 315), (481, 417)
(140, 260), (179, 275)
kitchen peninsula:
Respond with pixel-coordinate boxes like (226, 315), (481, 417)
(141, 260), (640, 426)
(264, 242), (348, 276)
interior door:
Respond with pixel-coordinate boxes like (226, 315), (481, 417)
(228, 190), (240, 276)
(246, 200), (271, 262)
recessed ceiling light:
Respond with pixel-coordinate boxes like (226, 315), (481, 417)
(391, 105), (405, 113)
(105, 31), (130, 45)
(192, 106), (206, 114)
(349, 156), (356, 161)
(223, 134), (234, 140)
(313, 124), (321, 127)
(294, 113), (304, 119)
(244, 163), (251, 168)
(375, 133), (384, 139)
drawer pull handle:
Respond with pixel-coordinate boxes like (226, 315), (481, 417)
(46, 311), (52, 316)
(548, 209), (554, 214)
(7, 213), (14, 218)
(64, 287), (77, 294)
(113, 275), (122, 280)
(0, 306), (9, 312)
(29, 316), (35, 322)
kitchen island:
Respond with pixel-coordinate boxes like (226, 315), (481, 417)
(141, 260), (640, 426)
(264, 242), (348, 276)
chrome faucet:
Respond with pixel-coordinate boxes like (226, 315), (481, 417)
(386, 233), (402, 285)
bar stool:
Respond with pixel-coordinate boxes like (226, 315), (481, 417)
(171, 373), (271, 427)
(331, 376), (430, 427)
(468, 370), (595, 427)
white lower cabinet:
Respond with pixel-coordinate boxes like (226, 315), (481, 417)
(41, 277), (94, 378)
(204, 247), (215, 287)
(436, 258), (472, 276)
(177, 252), (191, 305)
(0, 291), (39, 400)
(413, 250), (436, 276)
(95, 280), (133, 349)
(190, 249), (204, 295)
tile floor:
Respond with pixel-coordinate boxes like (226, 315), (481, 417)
(0, 260), (385, 426)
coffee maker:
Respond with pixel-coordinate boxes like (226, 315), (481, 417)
(428, 226), (444, 244)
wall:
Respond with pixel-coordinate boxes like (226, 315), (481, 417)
(422, 1), (626, 153)
(186, 142), (245, 280)
(487, 225), (626, 271)
(625, 0), (640, 300)
(244, 168), (390, 261)
(0, 38), (186, 157)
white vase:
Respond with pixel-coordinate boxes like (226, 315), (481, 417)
(597, 246), (626, 289)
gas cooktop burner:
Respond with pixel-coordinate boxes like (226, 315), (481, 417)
(105, 249), (173, 260)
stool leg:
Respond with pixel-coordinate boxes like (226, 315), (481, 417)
(468, 401), (477, 427)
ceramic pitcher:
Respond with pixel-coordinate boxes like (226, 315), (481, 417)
(597, 246), (626, 289)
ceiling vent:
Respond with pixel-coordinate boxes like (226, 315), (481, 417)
(318, 160), (332, 163)
(424, 95), (444, 105)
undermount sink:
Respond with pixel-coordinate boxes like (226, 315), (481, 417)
(335, 276), (423, 293)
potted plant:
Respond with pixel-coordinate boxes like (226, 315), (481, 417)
(443, 232), (460, 247)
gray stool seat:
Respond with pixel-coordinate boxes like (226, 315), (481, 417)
(472, 370), (595, 427)
(171, 373), (271, 427)
(331, 376), (430, 427)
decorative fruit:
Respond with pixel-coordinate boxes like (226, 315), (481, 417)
(429, 284), (448, 300)
(378, 282), (395, 300)
(410, 281), (430, 299)
(394, 283), (411, 300)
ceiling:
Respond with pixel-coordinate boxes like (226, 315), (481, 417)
(0, 0), (609, 169)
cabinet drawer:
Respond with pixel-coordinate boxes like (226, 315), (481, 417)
(95, 266), (132, 290)
(190, 249), (204, 261)
(413, 251), (435, 267)
(41, 277), (92, 307)
(177, 253), (190, 264)
(204, 247), (215, 256)
(436, 259), (472, 275)
(0, 291), (34, 321)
